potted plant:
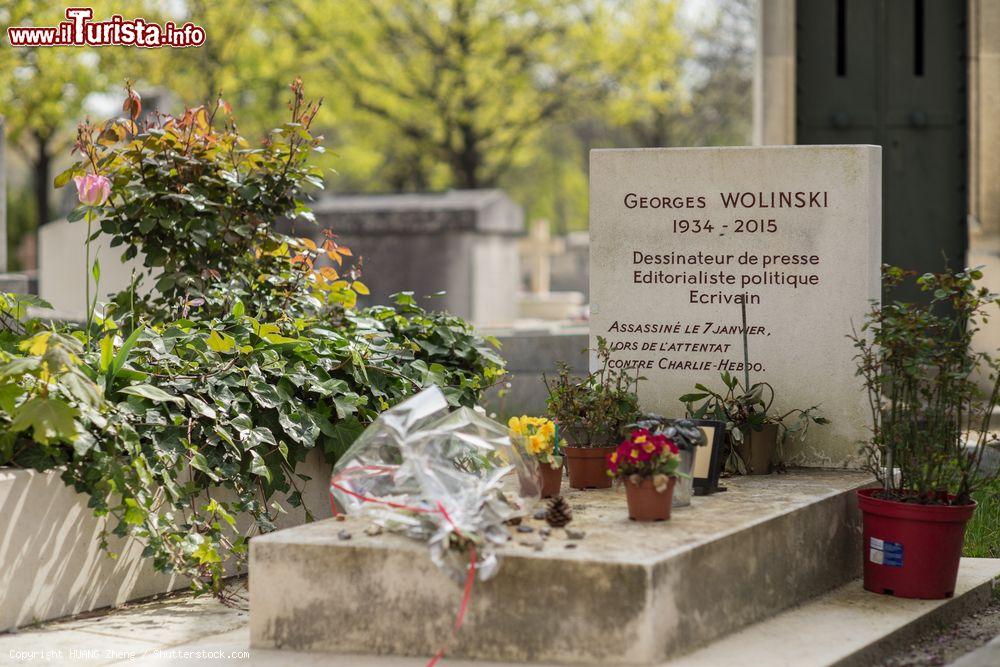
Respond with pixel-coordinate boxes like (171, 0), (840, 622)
(508, 415), (563, 497)
(851, 266), (1000, 599)
(681, 372), (828, 475)
(627, 415), (706, 506)
(606, 429), (684, 521)
(545, 338), (641, 489)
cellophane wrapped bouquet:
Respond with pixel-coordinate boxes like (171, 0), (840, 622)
(330, 386), (541, 582)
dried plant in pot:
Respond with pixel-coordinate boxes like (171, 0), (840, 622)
(607, 429), (685, 521)
(681, 372), (828, 475)
(627, 415), (706, 506)
(508, 415), (563, 498)
(545, 338), (641, 489)
(851, 266), (1000, 599)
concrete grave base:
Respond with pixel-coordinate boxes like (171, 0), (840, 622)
(250, 469), (873, 665)
(0, 450), (332, 631)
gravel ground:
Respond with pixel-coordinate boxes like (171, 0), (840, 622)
(879, 593), (1000, 667)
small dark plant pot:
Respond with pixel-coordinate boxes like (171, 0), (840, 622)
(564, 446), (614, 489)
(735, 423), (778, 475)
(539, 461), (563, 498)
(858, 488), (976, 599)
(625, 477), (676, 521)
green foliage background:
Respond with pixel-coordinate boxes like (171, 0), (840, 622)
(0, 0), (755, 264)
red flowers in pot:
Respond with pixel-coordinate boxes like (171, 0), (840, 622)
(607, 429), (684, 521)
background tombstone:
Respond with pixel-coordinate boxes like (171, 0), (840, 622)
(589, 145), (881, 467)
(306, 190), (522, 327)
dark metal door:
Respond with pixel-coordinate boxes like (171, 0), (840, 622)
(796, 0), (967, 296)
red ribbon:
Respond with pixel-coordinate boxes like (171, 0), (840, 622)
(330, 466), (478, 667)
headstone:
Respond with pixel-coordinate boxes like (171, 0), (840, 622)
(38, 217), (144, 318)
(307, 190), (522, 326)
(589, 145), (881, 467)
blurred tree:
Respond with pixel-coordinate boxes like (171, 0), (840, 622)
(284, 0), (687, 191)
(0, 1), (123, 236)
(130, 0), (300, 137)
(614, 0), (755, 147)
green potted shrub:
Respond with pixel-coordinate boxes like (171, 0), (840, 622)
(545, 338), (641, 489)
(681, 373), (827, 475)
(851, 266), (1000, 599)
(606, 428), (685, 521)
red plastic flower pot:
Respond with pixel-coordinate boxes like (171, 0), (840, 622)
(625, 477), (676, 521)
(539, 462), (563, 498)
(564, 446), (614, 489)
(857, 488), (977, 599)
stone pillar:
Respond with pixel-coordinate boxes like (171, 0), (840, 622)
(753, 0), (796, 146)
(968, 0), (1000, 363)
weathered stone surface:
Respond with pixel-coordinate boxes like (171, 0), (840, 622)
(250, 469), (872, 665)
(675, 558), (1000, 667)
(589, 146), (881, 468)
(304, 190), (523, 326)
(481, 326), (589, 416)
(0, 450), (331, 631)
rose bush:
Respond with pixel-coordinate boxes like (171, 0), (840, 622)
(0, 81), (506, 596)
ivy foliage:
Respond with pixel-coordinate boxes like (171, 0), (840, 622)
(0, 81), (505, 594)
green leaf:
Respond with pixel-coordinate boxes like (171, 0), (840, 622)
(123, 498), (145, 526)
(8, 397), (79, 445)
(184, 394), (217, 419)
(205, 330), (236, 353)
(249, 382), (281, 408)
(249, 450), (272, 483)
(119, 383), (184, 405)
(192, 540), (222, 565)
(0, 383), (25, 413)
(111, 327), (144, 378)
(99, 334), (114, 373)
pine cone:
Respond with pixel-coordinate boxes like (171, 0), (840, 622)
(545, 496), (573, 528)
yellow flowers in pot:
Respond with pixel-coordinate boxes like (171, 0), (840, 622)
(508, 415), (564, 498)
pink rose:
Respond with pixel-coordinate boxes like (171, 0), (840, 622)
(74, 173), (111, 207)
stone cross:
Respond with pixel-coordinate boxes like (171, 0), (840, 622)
(521, 218), (564, 294)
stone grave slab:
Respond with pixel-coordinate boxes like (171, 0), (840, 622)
(250, 470), (872, 665)
(589, 145), (881, 468)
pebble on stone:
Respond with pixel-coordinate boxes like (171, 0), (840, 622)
(516, 524), (534, 533)
(363, 524), (383, 536)
(565, 528), (585, 540)
(565, 543), (578, 549)
(540, 527), (552, 538)
(334, 514), (346, 521)
(533, 509), (548, 520)
(337, 529), (352, 541)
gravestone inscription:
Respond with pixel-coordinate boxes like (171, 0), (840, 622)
(589, 146), (881, 467)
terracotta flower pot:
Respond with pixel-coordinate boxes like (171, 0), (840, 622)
(625, 477), (676, 521)
(858, 488), (976, 599)
(734, 423), (778, 475)
(539, 461), (563, 498)
(564, 446), (614, 489)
